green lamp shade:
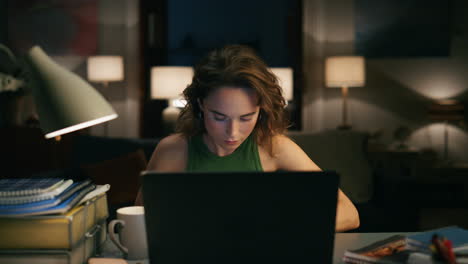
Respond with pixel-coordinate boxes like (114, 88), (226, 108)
(26, 46), (118, 138)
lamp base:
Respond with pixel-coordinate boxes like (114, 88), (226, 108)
(162, 106), (181, 135)
(337, 124), (352, 130)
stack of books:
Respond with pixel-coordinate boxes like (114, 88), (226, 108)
(0, 177), (110, 264)
(343, 226), (468, 264)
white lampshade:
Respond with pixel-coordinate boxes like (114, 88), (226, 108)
(270, 67), (293, 101)
(151, 66), (193, 99)
(325, 56), (365, 88)
(26, 46), (118, 138)
(87, 56), (124, 83)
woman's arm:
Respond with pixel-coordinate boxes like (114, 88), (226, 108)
(272, 135), (360, 232)
(134, 134), (187, 206)
(335, 189), (360, 232)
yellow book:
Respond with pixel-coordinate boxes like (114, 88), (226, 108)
(0, 221), (107, 264)
(0, 193), (108, 249)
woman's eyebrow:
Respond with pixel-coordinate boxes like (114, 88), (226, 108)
(208, 109), (257, 117)
(240, 112), (257, 117)
(209, 110), (227, 116)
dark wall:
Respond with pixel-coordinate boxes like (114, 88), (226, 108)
(0, 1), (6, 44)
(140, 0), (168, 138)
(355, 0), (450, 57)
(166, 0), (298, 67)
(141, 0), (303, 137)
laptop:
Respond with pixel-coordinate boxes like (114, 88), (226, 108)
(141, 171), (339, 264)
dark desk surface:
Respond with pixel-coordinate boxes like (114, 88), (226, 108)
(102, 232), (413, 264)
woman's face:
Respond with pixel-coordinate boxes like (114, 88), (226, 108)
(199, 86), (260, 156)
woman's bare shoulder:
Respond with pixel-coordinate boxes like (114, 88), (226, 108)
(157, 133), (188, 151)
(270, 134), (321, 171)
(147, 133), (188, 171)
(258, 134), (293, 171)
(271, 134), (297, 153)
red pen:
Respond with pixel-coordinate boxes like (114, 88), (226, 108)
(442, 237), (456, 264)
(431, 234), (457, 264)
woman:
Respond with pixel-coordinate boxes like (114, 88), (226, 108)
(136, 45), (359, 232)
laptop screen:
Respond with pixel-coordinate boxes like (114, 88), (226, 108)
(141, 171), (339, 264)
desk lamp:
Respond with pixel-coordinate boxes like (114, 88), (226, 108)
(151, 66), (193, 134)
(429, 99), (464, 163)
(325, 56), (365, 130)
(0, 45), (118, 139)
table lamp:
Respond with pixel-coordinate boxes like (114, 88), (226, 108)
(0, 45), (118, 139)
(270, 67), (293, 102)
(325, 56), (365, 130)
(87, 56), (124, 87)
(429, 99), (464, 163)
(151, 66), (193, 134)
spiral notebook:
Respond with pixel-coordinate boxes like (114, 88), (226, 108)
(0, 182), (96, 217)
(0, 178), (73, 205)
(0, 178), (64, 197)
(0, 179), (92, 213)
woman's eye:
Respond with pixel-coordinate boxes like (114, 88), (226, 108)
(240, 118), (252, 122)
(214, 115), (226, 121)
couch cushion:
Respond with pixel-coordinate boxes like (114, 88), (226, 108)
(288, 130), (373, 203)
(81, 149), (147, 208)
(0, 127), (57, 178)
(70, 135), (159, 167)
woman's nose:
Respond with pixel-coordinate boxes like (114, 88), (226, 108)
(226, 120), (239, 137)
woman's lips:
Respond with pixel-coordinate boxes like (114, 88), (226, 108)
(224, 140), (238, 145)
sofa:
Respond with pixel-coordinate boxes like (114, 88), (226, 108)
(287, 130), (417, 232)
(3, 126), (417, 231)
(288, 130), (374, 204)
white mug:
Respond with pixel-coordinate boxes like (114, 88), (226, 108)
(108, 206), (148, 260)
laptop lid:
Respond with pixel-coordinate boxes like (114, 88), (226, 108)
(141, 171), (339, 264)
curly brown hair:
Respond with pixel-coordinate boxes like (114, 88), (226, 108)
(176, 44), (290, 156)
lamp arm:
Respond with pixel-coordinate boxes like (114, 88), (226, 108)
(0, 43), (18, 65)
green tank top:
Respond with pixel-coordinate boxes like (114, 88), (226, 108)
(187, 134), (263, 172)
